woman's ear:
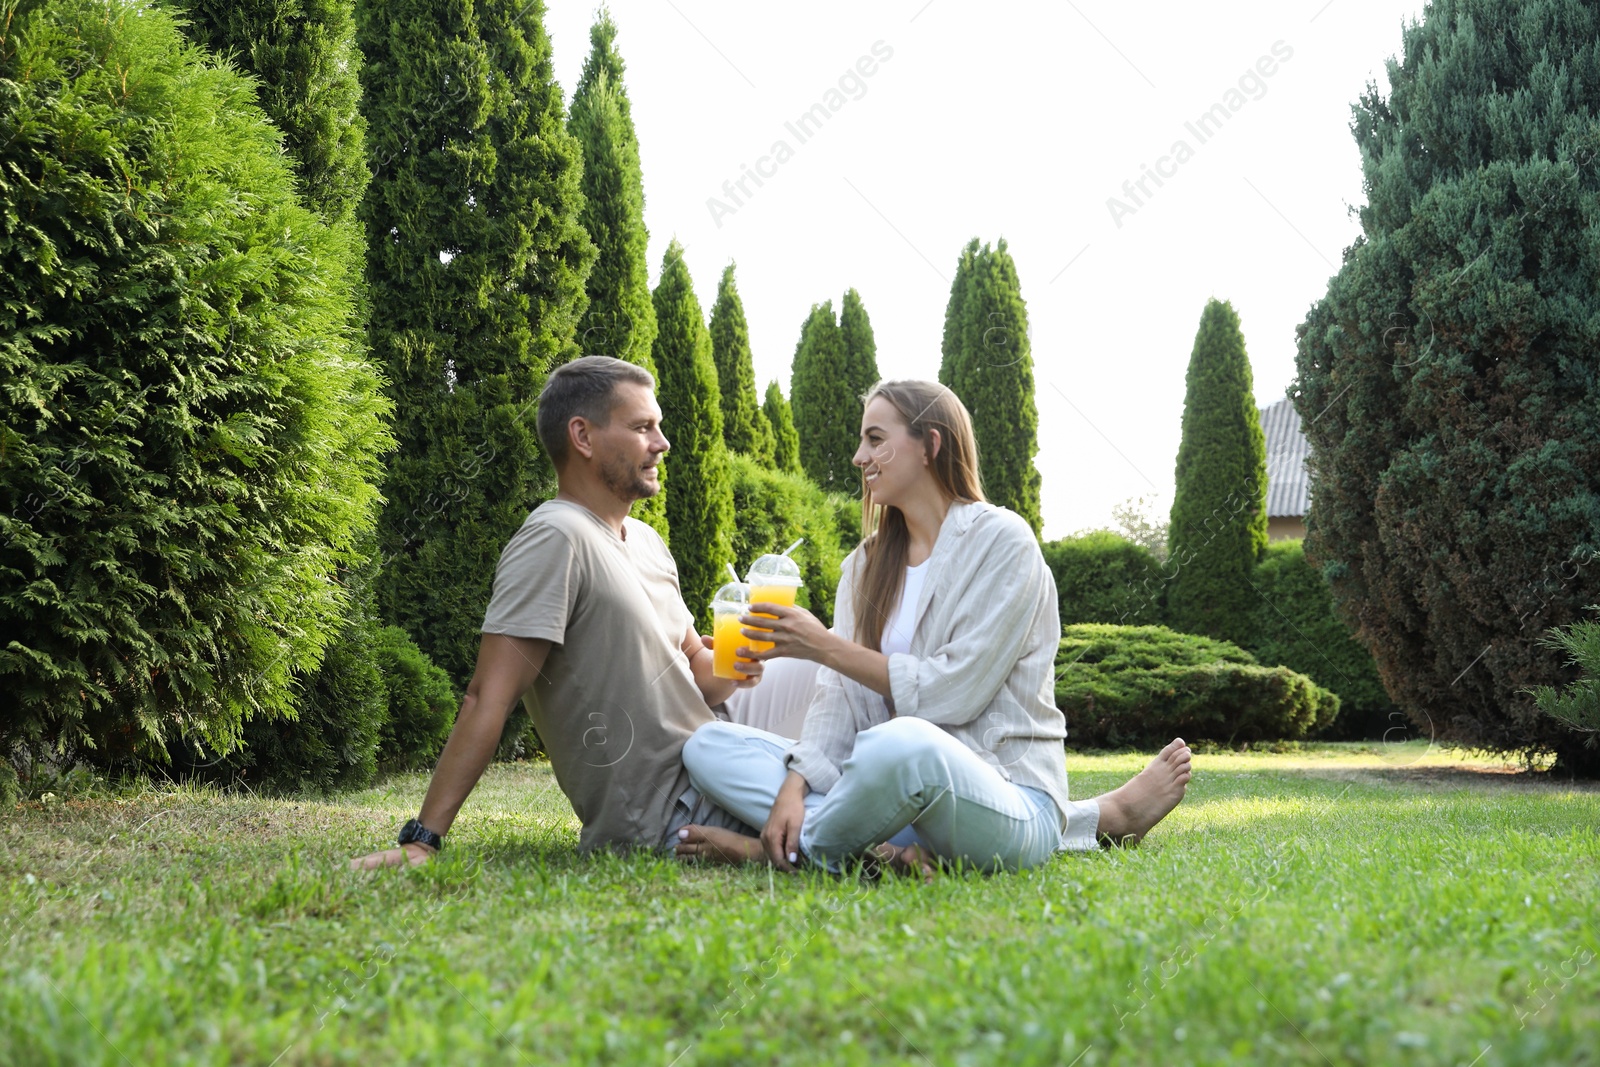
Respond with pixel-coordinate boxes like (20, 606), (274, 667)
(925, 427), (942, 463)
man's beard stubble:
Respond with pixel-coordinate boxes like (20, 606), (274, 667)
(599, 452), (660, 502)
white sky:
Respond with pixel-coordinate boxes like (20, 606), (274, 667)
(543, 0), (1427, 539)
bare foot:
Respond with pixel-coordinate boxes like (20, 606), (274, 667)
(674, 824), (766, 866)
(1093, 737), (1192, 846)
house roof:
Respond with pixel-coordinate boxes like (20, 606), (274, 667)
(1260, 397), (1310, 519)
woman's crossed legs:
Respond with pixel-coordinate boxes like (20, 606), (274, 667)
(680, 717), (1063, 875)
(677, 717), (1194, 875)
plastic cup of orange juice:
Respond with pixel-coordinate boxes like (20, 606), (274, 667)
(710, 581), (752, 680)
(744, 553), (803, 653)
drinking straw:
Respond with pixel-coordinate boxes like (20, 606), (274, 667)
(726, 562), (740, 583)
(782, 538), (805, 556)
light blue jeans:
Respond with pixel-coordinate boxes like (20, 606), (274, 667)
(683, 716), (1086, 873)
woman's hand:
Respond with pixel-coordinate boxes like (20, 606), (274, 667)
(761, 772), (809, 871)
(741, 603), (837, 665)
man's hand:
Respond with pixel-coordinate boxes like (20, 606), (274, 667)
(761, 771), (809, 872)
(347, 634), (549, 874)
(348, 842), (437, 871)
(700, 633), (764, 688)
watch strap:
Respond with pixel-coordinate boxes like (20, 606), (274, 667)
(398, 818), (444, 851)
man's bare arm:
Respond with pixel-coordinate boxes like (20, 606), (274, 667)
(350, 633), (550, 869)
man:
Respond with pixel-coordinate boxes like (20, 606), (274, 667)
(351, 356), (806, 868)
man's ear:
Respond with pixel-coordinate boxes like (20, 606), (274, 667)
(568, 416), (595, 461)
(925, 427), (942, 463)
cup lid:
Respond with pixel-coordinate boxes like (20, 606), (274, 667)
(746, 553), (802, 584)
(711, 581), (750, 606)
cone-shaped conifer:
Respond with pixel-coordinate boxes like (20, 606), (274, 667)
(652, 242), (734, 626)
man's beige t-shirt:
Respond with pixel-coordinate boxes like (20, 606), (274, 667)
(481, 499), (712, 852)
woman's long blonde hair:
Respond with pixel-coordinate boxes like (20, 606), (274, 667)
(852, 380), (986, 652)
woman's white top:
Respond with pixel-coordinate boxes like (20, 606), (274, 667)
(878, 558), (931, 660)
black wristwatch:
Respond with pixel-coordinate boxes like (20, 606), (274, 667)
(398, 818), (444, 851)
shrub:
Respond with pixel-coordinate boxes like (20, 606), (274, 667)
(1525, 611), (1600, 746)
(728, 454), (846, 627)
(216, 612), (387, 795)
(1055, 624), (1340, 748)
(1246, 540), (1396, 739)
(374, 626), (457, 769)
(1042, 531), (1166, 626)
(829, 491), (863, 557)
(0, 0), (388, 763)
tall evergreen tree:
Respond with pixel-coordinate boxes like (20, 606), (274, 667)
(938, 238), (980, 392)
(709, 263), (776, 463)
(360, 0), (594, 688)
(1292, 0), (1600, 773)
(839, 286), (882, 402)
(175, 0), (391, 785)
(946, 243), (1041, 535)
(0, 0), (387, 764)
(173, 0), (368, 229)
(764, 380), (804, 476)
(789, 302), (859, 493)
(568, 8), (666, 539)
(653, 242), (734, 626)
(1167, 298), (1267, 644)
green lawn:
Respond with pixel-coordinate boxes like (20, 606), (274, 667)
(3, 744), (1597, 1066)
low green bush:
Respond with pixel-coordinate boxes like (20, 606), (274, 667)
(375, 625), (458, 769)
(728, 454), (847, 627)
(1055, 624), (1340, 747)
(829, 491), (863, 556)
(217, 612), (388, 795)
(1042, 531), (1167, 627)
(1245, 540), (1397, 739)
(1526, 611), (1600, 743)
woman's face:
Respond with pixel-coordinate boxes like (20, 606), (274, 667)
(854, 395), (933, 508)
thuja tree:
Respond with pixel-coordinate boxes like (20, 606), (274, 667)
(653, 242), (734, 626)
(938, 238), (980, 392)
(176, 0), (394, 788)
(0, 0), (388, 764)
(709, 263), (775, 463)
(945, 242), (1041, 535)
(361, 0), (593, 687)
(839, 287), (881, 409)
(764, 380), (804, 476)
(171, 0), (367, 229)
(1167, 298), (1267, 645)
(568, 7), (666, 538)
(1292, 0), (1600, 772)
(789, 302), (859, 493)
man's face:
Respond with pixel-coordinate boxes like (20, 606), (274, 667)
(591, 382), (670, 502)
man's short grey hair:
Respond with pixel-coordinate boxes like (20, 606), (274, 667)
(536, 356), (656, 467)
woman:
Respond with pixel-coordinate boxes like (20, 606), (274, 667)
(678, 380), (1192, 875)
